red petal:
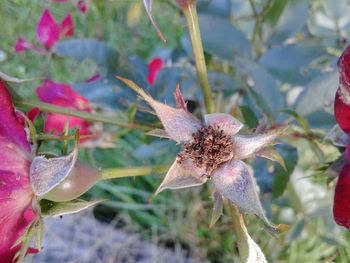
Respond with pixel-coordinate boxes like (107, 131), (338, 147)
(27, 108), (40, 122)
(60, 13), (74, 38)
(14, 37), (35, 53)
(77, 0), (89, 14)
(37, 80), (90, 111)
(333, 164), (350, 230)
(36, 9), (60, 48)
(0, 80), (37, 261)
(338, 45), (350, 93)
(147, 57), (164, 86)
(334, 88), (350, 134)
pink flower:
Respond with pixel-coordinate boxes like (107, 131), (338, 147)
(15, 9), (74, 55)
(77, 0), (89, 14)
(0, 80), (38, 262)
(36, 80), (92, 139)
(119, 77), (284, 232)
(147, 57), (164, 86)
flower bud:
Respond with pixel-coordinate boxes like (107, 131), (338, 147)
(44, 161), (100, 202)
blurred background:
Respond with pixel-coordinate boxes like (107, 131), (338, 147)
(2, 0), (350, 262)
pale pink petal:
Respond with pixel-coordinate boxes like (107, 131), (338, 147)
(14, 37), (35, 53)
(118, 77), (202, 143)
(204, 113), (243, 136)
(77, 0), (89, 14)
(60, 13), (74, 38)
(147, 57), (164, 86)
(36, 9), (60, 48)
(155, 158), (207, 195)
(233, 130), (280, 160)
(211, 160), (269, 226)
(0, 80), (37, 261)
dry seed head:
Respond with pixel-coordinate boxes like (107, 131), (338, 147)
(178, 125), (234, 177)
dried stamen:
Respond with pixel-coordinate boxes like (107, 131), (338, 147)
(178, 125), (234, 177)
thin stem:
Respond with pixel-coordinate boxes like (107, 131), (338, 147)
(100, 165), (169, 180)
(15, 100), (152, 131)
(229, 204), (249, 262)
(183, 1), (214, 113)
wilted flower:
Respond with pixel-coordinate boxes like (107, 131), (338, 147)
(15, 9), (73, 55)
(118, 77), (284, 230)
(0, 80), (38, 261)
(147, 57), (164, 86)
(34, 79), (92, 139)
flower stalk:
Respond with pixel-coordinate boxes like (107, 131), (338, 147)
(100, 165), (169, 180)
(182, 1), (214, 113)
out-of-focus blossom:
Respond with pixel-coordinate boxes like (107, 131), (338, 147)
(77, 0), (89, 14)
(15, 9), (74, 55)
(35, 80), (92, 138)
(119, 77), (284, 232)
(0, 80), (38, 262)
(147, 57), (164, 86)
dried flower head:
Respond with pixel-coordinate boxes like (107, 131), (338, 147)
(118, 77), (284, 232)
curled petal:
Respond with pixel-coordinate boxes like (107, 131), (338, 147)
(211, 160), (270, 227)
(36, 9), (60, 48)
(155, 158), (207, 195)
(60, 13), (74, 38)
(29, 148), (78, 196)
(233, 130), (281, 160)
(204, 113), (243, 136)
(118, 77), (202, 143)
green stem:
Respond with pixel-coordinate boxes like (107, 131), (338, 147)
(100, 165), (169, 180)
(183, 1), (214, 114)
(229, 204), (249, 262)
(15, 100), (152, 131)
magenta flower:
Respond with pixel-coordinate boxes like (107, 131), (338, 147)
(35, 80), (92, 139)
(119, 77), (283, 230)
(0, 80), (38, 261)
(52, 0), (89, 14)
(147, 57), (164, 86)
(15, 9), (74, 55)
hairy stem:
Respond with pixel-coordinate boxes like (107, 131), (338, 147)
(182, 1), (214, 113)
(15, 100), (152, 131)
(100, 165), (169, 180)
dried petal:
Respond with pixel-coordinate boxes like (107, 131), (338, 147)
(233, 130), (281, 160)
(118, 77), (202, 143)
(29, 148), (78, 196)
(147, 57), (164, 86)
(204, 113), (243, 136)
(60, 13), (74, 38)
(211, 160), (270, 227)
(36, 9), (60, 49)
(155, 158), (207, 195)
(210, 190), (223, 227)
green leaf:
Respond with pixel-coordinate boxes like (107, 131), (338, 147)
(240, 105), (259, 129)
(272, 145), (298, 197)
(40, 199), (102, 217)
(199, 15), (252, 60)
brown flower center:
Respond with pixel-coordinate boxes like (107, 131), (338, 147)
(178, 125), (234, 177)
